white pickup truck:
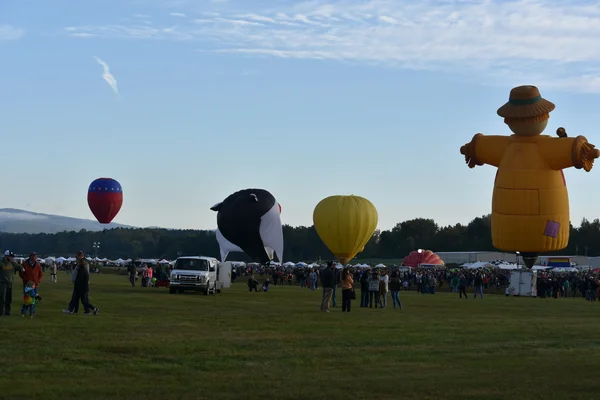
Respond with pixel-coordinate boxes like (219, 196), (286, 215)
(169, 256), (232, 295)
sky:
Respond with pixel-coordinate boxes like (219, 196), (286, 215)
(3, 0), (600, 231)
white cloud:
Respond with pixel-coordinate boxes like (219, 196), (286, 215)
(93, 56), (119, 95)
(63, 0), (600, 92)
(0, 25), (25, 40)
(170, 12), (187, 17)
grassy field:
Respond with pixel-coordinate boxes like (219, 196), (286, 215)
(1, 274), (600, 400)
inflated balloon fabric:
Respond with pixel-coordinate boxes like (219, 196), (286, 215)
(87, 178), (123, 224)
(313, 195), (378, 265)
(210, 189), (283, 264)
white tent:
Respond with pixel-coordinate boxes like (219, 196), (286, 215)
(461, 261), (494, 269)
(114, 258), (126, 265)
(375, 263), (386, 268)
(159, 259), (170, 264)
(296, 262), (307, 267)
(283, 261), (295, 267)
(56, 257), (66, 264)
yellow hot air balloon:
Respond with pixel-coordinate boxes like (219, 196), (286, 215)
(313, 195), (378, 264)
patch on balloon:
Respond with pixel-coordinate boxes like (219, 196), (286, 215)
(544, 220), (560, 238)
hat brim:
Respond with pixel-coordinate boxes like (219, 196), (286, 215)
(497, 98), (555, 119)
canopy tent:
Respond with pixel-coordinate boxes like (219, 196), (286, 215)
(461, 261), (495, 269)
(375, 263), (386, 268)
(295, 262), (307, 267)
(283, 261), (296, 267)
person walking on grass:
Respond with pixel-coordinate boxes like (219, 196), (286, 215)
(73, 251), (99, 315)
(331, 266), (340, 307)
(320, 261), (335, 312)
(127, 263), (136, 287)
(341, 267), (354, 312)
(20, 252), (43, 290)
(360, 269), (370, 307)
(458, 274), (468, 299)
(50, 262), (57, 283)
(389, 270), (403, 309)
(368, 270), (380, 308)
(63, 251), (99, 315)
(474, 273), (484, 299)
(379, 270), (389, 308)
(21, 281), (41, 318)
(0, 250), (24, 317)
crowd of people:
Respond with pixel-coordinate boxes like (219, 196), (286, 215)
(235, 261), (600, 311)
(3, 250), (600, 318)
(0, 249), (100, 318)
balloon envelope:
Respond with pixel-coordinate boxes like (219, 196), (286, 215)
(313, 195), (378, 264)
(210, 188), (283, 264)
(87, 178), (123, 224)
(402, 250), (444, 268)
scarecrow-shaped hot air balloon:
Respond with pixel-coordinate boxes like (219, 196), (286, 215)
(313, 195), (378, 264)
(210, 189), (283, 264)
(87, 178), (123, 224)
(402, 250), (444, 268)
(460, 85), (600, 268)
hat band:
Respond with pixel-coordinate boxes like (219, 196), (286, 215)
(509, 95), (542, 106)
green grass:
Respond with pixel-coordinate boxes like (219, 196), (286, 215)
(1, 274), (600, 400)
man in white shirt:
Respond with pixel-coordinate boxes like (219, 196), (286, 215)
(379, 271), (389, 308)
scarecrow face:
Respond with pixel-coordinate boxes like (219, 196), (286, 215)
(507, 119), (548, 137)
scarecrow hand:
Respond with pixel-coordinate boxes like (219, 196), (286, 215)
(573, 136), (600, 172)
(460, 134), (484, 168)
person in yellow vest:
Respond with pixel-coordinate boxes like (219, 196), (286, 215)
(460, 85), (600, 268)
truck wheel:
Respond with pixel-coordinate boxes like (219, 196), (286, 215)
(203, 286), (209, 295)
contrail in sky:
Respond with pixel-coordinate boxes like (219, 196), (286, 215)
(93, 56), (118, 95)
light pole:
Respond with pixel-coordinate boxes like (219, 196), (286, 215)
(417, 248), (423, 268)
(516, 251), (520, 269)
(93, 242), (101, 267)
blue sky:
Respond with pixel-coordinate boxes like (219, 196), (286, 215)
(2, 0), (600, 230)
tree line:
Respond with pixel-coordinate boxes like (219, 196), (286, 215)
(1, 215), (599, 261)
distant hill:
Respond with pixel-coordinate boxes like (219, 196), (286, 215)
(0, 208), (134, 234)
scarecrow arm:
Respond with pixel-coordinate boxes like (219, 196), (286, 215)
(540, 136), (600, 172)
(460, 134), (509, 168)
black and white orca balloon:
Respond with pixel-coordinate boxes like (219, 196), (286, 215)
(210, 188), (283, 264)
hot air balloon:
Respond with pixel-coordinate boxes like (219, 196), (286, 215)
(87, 178), (123, 224)
(402, 250), (444, 268)
(313, 195), (378, 264)
(210, 189), (283, 264)
(460, 85), (600, 268)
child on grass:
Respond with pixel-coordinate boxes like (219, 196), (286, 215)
(21, 280), (41, 318)
(262, 278), (270, 292)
